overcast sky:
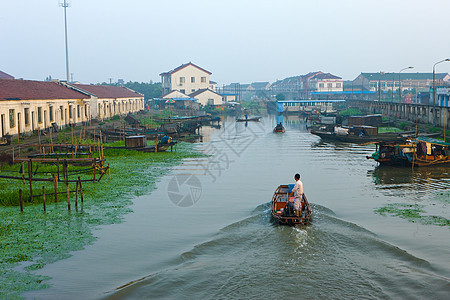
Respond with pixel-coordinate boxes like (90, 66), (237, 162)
(1, 0), (449, 85)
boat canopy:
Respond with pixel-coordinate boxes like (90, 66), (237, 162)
(416, 137), (450, 146)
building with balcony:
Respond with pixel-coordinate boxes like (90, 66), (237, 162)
(160, 62), (213, 96)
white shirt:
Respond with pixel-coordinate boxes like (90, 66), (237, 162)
(292, 180), (303, 199)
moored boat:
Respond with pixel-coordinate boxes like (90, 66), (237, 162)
(236, 116), (261, 122)
(368, 137), (450, 167)
(271, 184), (311, 225)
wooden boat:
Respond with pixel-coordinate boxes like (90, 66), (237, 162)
(236, 116), (261, 122)
(368, 137), (450, 167)
(271, 185), (311, 225)
(311, 128), (407, 144)
(273, 123), (285, 133)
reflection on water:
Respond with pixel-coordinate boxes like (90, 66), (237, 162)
(368, 165), (450, 201)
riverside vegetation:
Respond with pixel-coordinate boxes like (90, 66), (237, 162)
(0, 141), (203, 299)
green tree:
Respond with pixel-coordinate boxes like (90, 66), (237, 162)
(276, 93), (286, 100)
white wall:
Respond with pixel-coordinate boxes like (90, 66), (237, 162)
(194, 90), (223, 106)
(170, 65), (210, 94)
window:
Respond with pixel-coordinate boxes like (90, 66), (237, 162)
(201, 77), (206, 83)
(9, 109), (15, 128)
(60, 106), (64, 120)
(336, 83), (342, 88)
(85, 104), (88, 117)
(180, 89), (185, 94)
(37, 107), (42, 123)
(207, 99), (214, 105)
(191, 77), (195, 83)
(327, 83), (333, 88)
(180, 77), (185, 84)
(191, 89), (195, 93)
(49, 106), (54, 122)
(319, 83), (324, 88)
(69, 105), (73, 119)
(24, 108), (30, 125)
(77, 105), (80, 118)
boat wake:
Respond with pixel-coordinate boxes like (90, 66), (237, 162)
(103, 202), (449, 300)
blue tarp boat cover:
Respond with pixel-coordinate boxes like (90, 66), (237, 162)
(288, 184), (295, 193)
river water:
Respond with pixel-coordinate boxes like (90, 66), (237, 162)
(25, 115), (450, 299)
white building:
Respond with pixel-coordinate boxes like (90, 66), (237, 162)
(0, 79), (90, 137)
(71, 84), (144, 120)
(160, 62), (213, 96)
(0, 79), (145, 138)
(189, 89), (223, 106)
(309, 73), (343, 93)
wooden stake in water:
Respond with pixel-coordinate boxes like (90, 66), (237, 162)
(66, 180), (70, 211)
(28, 159), (33, 201)
(78, 176), (84, 202)
(19, 189), (23, 212)
(42, 186), (46, 212)
(53, 174), (58, 202)
(75, 180), (79, 209)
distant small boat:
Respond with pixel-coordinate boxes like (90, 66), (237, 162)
(271, 185), (311, 225)
(236, 116), (261, 122)
(273, 123), (285, 133)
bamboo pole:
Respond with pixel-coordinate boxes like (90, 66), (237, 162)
(42, 186), (46, 212)
(78, 176), (84, 203)
(49, 128), (54, 153)
(75, 180), (78, 209)
(21, 162), (25, 184)
(108, 163), (111, 180)
(19, 189), (23, 212)
(57, 158), (60, 182)
(66, 180), (70, 211)
(38, 128), (41, 152)
(53, 174), (58, 202)
(93, 160), (96, 182)
(28, 159), (33, 201)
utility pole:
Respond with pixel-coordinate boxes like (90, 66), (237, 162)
(60, 0), (71, 82)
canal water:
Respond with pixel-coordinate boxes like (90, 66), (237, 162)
(26, 115), (450, 299)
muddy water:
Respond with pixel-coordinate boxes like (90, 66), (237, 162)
(26, 115), (450, 299)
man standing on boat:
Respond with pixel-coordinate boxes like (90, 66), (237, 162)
(292, 173), (303, 214)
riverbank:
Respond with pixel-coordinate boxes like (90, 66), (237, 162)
(0, 142), (203, 299)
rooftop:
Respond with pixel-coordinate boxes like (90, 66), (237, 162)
(0, 70), (14, 79)
(160, 62), (212, 76)
(360, 72), (449, 81)
(0, 79), (89, 101)
(73, 84), (143, 98)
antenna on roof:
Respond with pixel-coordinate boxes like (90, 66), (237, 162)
(59, 0), (71, 82)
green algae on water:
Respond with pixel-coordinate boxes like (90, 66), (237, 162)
(0, 142), (204, 298)
(375, 203), (450, 227)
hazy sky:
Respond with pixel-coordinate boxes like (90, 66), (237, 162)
(1, 0), (450, 85)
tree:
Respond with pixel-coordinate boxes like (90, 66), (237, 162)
(276, 93), (286, 100)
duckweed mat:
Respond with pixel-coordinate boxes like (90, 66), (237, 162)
(0, 142), (203, 299)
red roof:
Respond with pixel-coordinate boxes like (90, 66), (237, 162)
(160, 62), (212, 76)
(73, 84), (143, 98)
(0, 70), (14, 79)
(0, 79), (89, 101)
